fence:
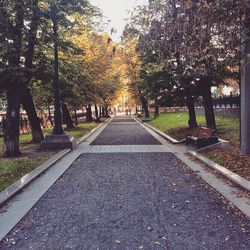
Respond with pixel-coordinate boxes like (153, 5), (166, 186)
(195, 93), (240, 108)
(148, 94), (241, 118)
(0, 115), (53, 136)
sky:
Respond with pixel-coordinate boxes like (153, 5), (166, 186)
(89, 0), (147, 42)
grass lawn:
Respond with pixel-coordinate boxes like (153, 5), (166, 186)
(65, 122), (98, 139)
(148, 112), (240, 143)
(0, 122), (99, 192)
(147, 112), (250, 181)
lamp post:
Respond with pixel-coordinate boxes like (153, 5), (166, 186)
(40, 0), (76, 150)
(51, 9), (64, 135)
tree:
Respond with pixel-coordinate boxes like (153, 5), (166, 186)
(241, 1), (250, 155)
(0, 0), (97, 156)
(1, 0), (25, 157)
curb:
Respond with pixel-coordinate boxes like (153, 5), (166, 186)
(0, 120), (109, 207)
(188, 150), (250, 192)
(134, 115), (249, 192)
(76, 118), (111, 146)
(133, 115), (186, 144)
(134, 116), (230, 147)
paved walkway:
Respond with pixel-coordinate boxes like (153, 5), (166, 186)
(1, 116), (250, 249)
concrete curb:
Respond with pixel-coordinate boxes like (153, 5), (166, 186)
(188, 150), (250, 192)
(196, 139), (230, 152)
(133, 115), (230, 147)
(0, 149), (70, 206)
(0, 120), (109, 207)
(134, 115), (249, 192)
(76, 118), (111, 146)
(132, 115), (182, 144)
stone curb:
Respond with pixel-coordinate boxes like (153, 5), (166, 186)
(132, 115), (185, 144)
(76, 118), (111, 146)
(0, 149), (70, 206)
(188, 150), (250, 192)
(0, 120), (109, 207)
(133, 115), (230, 147)
(134, 115), (249, 192)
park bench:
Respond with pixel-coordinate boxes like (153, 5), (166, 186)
(186, 127), (218, 147)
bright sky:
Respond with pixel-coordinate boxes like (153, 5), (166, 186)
(89, 0), (147, 42)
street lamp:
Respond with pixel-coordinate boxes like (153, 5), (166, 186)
(40, 0), (76, 150)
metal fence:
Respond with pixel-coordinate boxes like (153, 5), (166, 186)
(0, 115), (53, 136)
(195, 93), (240, 108)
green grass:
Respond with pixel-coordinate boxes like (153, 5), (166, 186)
(0, 122), (99, 192)
(0, 152), (55, 191)
(148, 112), (240, 144)
(148, 112), (205, 131)
(65, 122), (97, 139)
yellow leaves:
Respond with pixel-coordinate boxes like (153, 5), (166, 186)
(38, 1), (48, 9)
(185, 0), (193, 10)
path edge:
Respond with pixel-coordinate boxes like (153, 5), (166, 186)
(133, 115), (250, 192)
(0, 119), (110, 207)
(188, 150), (250, 192)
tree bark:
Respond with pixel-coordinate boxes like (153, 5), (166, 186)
(141, 97), (150, 118)
(105, 106), (109, 117)
(99, 106), (102, 117)
(3, 1), (24, 157)
(186, 91), (198, 129)
(3, 88), (22, 157)
(22, 88), (44, 143)
(102, 107), (106, 117)
(74, 109), (78, 125)
(94, 104), (100, 122)
(20, 0), (43, 143)
(202, 80), (216, 129)
(86, 104), (93, 122)
(48, 106), (53, 127)
(62, 103), (74, 129)
(154, 100), (159, 118)
(241, 4), (250, 155)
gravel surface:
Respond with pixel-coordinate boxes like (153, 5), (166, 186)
(1, 153), (250, 250)
(110, 118), (136, 123)
(1, 116), (250, 249)
(91, 122), (161, 145)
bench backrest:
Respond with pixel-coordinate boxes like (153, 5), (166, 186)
(198, 127), (216, 139)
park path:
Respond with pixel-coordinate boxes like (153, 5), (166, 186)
(1, 115), (250, 249)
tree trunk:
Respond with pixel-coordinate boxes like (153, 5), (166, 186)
(202, 80), (216, 129)
(48, 106), (53, 127)
(86, 104), (93, 122)
(154, 100), (159, 118)
(94, 104), (100, 122)
(22, 88), (44, 143)
(241, 4), (250, 155)
(99, 106), (102, 117)
(141, 97), (150, 118)
(105, 106), (109, 117)
(3, 1), (24, 157)
(62, 103), (74, 129)
(74, 109), (78, 125)
(3, 88), (22, 157)
(25, 0), (39, 70)
(186, 91), (197, 129)
(20, 0), (42, 143)
(102, 107), (106, 117)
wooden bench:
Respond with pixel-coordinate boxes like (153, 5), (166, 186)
(186, 127), (218, 147)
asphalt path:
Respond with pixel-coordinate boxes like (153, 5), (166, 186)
(1, 116), (249, 249)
